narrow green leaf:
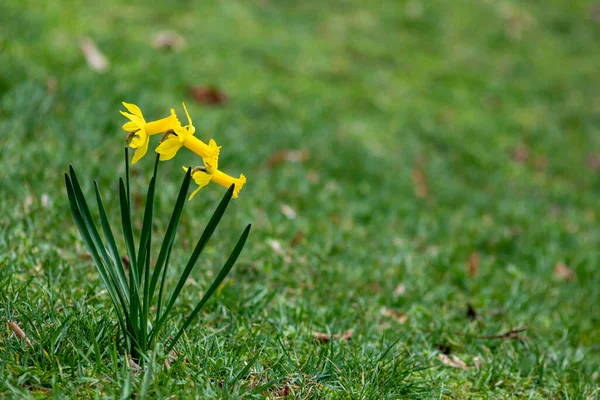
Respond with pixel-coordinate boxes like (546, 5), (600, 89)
(125, 147), (131, 212)
(148, 168), (192, 303)
(94, 181), (130, 302)
(166, 223), (251, 353)
(69, 166), (114, 280)
(137, 176), (156, 283)
(151, 184), (234, 340)
(66, 174), (129, 336)
(119, 177), (140, 336)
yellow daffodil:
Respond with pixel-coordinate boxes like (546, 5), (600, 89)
(155, 103), (221, 167)
(184, 155), (246, 200)
(121, 102), (180, 164)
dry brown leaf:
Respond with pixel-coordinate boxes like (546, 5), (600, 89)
(276, 385), (291, 398)
(280, 204), (297, 219)
(307, 170), (320, 184)
(438, 354), (469, 370)
(313, 329), (353, 344)
(590, 5), (600, 23)
(266, 149), (310, 169)
(267, 239), (284, 255)
(46, 77), (57, 95)
(23, 195), (33, 214)
(467, 252), (479, 277)
(188, 85), (227, 105)
(587, 153), (600, 171)
(129, 358), (141, 373)
(511, 144), (529, 163)
(79, 37), (109, 73)
(152, 30), (186, 51)
(290, 231), (304, 247)
(8, 321), (32, 347)
(393, 283), (406, 298)
(554, 262), (575, 281)
(381, 308), (408, 324)
(163, 350), (177, 370)
(412, 166), (429, 199)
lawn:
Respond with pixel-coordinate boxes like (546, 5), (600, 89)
(1, 0), (599, 398)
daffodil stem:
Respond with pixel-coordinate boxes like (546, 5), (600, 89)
(125, 147), (131, 208)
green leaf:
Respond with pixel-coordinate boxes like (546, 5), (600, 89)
(65, 174), (129, 336)
(148, 168), (192, 309)
(137, 175), (156, 283)
(166, 223), (251, 353)
(119, 177), (141, 336)
(151, 184), (235, 340)
(94, 181), (130, 302)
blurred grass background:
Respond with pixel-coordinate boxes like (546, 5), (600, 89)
(1, 0), (599, 398)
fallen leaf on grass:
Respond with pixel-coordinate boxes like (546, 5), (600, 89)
(8, 321), (32, 347)
(381, 308), (408, 324)
(152, 30), (186, 51)
(511, 144), (529, 163)
(188, 85), (227, 105)
(554, 262), (575, 281)
(290, 231), (304, 247)
(163, 350), (177, 370)
(467, 252), (479, 277)
(276, 385), (291, 398)
(280, 204), (297, 219)
(438, 354), (469, 370)
(79, 37), (109, 73)
(313, 329), (353, 344)
(129, 358), (141, 373)
(267, 239), (284, 255)
(46, 77), (57, 95)
(393, 283), (406, 298)
(412, 164), (429, 199)
(266, 149), (310, 169)
(473, 356), (482, 369)
(586, 153), (600, 171)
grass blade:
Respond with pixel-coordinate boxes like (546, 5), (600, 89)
(166, 223), (251, 353)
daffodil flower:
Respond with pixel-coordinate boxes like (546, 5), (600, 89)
(121, 102), (180, 164)
(155, 103), (221, 167)
(184, 155), (246, 200)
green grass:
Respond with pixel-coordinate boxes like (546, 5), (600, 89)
(1, 0), (599, 398)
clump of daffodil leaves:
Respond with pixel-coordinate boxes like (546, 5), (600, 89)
(65, 102), (250, 363)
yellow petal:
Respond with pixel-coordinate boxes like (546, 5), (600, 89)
(191, 169), (212, 188)
(145, 109), (181, 135)
(120, 110), (144, 126)
(122, 102), (144, 120)
(186, 167), (213, 201)
(122, 121), (139, 131)
(129, 130), (148, 149)
(188, 186), (202, 201)
(155, 135), (183, 161)
(131, 138), (149, 165)
(182, 102), (193, 127)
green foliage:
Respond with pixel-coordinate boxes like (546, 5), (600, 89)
(0, 0), (599, 398)
(64, 149), (251, 359)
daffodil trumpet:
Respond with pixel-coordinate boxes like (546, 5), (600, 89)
(120, 102), (180, 164)
(185, 164), (246, 200)
(155, 103), (221, 167)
